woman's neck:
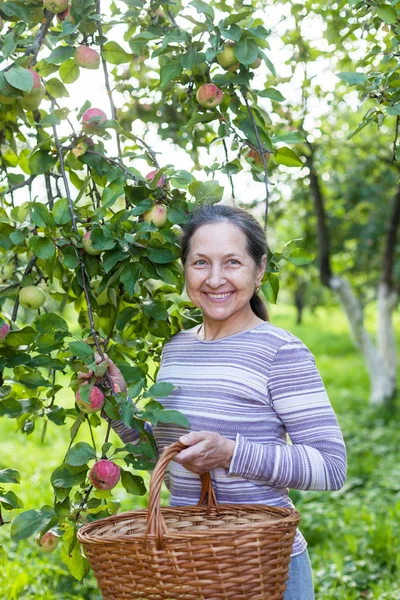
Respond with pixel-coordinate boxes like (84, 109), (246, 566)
(199, 311), (263, 341)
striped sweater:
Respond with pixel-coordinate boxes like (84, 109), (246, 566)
(111, 321), (347, 556)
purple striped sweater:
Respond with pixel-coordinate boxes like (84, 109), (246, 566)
(111, 321), (347, 556)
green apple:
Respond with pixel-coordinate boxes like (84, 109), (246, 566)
(82, 231), (102, 256)
(19, 286), (46, 309)
(216, 43), (239, 70)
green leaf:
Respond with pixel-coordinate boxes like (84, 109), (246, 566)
(4, 327), (36, 347)
(220, 24), (242, 42)
(28, 151), (57, 175)
(143, 300), (168, 322)
(59, 59), (80, 84)
(66, 442), (96, 466)
(18, 372), (51, 389)
(261, 273), (279, 304)
(337, 72), (367, 86)
(258, 88), (285, 102)
(29, 236), (55, 260)
(102, 41), (131, 64)
(190, 180), (224, 205)
(4, 67), (34, 94)
(387, 105), (400, 116)
(120, 470), (146, 495)
(183, 112), (218, 132)
(0, 468), (20, 484)
(35, 313), (69, 334)
(286, 247), (315, 266)
(234, 38), (259, 66)
(224, 10), (252, 25)
(143, 403), (190, 428)
(11, 506), (56, 541)
(144, 382), (177, 398)
(31, 202), (52, 227)
(274, 147), (303, 167)
(51, 464), (88, 489)
(377, 5), (397, 24)
(190, 0), (214, 19)
(45, 78), (69, 98)
(147, 246), (181, 264)
(61, 246), (80, 269)
(69, 341), (94, 359)
(0, 490), (23, 510)
(0, 398), (22, 418)
(271, 131), (306, 145)
(116, 306), (138, 331)
(160, 60), (183, 90)
(61, 540), (90, 581)
(46, 46), (75, 65)
(120, 264), (142, 296)
(53, 198), (72, 225)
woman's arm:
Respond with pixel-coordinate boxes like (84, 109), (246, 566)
(227, 340), (347, 491)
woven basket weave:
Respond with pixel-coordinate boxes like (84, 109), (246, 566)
(77, 441), (300, 600)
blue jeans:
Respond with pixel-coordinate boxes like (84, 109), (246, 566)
(284, 548), (314, 600)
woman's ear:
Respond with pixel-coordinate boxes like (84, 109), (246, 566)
(256, 254), (267, 285)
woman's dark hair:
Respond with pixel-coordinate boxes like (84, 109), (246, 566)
(180, 204), (269, 321)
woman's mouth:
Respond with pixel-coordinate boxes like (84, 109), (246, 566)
(203, 292), (234, 302)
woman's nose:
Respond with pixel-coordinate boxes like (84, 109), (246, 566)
(206, 265), (226, 287)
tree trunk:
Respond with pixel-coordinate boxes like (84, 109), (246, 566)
(329, 276), (394, 404)
(377, 282), (398, 398)
(294, 281), (307, 325)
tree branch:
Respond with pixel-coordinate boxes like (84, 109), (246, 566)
(11, 256), (37, 323)
(27, 11), (54, 66)
(0, 175), (36, 197)
(222, 138), (235, 204)
(393, 116), (400, 162)
(241, 89), (270, 231)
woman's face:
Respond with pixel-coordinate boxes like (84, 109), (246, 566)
(184, 221), (266, 326)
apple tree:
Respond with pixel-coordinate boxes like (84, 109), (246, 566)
(0, 0), (312, 582)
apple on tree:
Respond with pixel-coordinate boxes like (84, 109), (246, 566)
(250, 57), (262, 69)
(246, 146), (270, 166)
(0, 323), (9, 340)
(75, 384), (105, 414)
(17, 69), (46, 112)
(216, 42), (240, 71)
(57, 4), (74, 23)
(81, 108), (107, 133)
(88, 459), (120, 490)
(35, 531), (59, 553)
(82, 230), (102, 256)
(143, 204), (168, 227)
(19, 285), (46, 310)
(74, 46), (100, 70)
(42, 0), (69, 13)
(196, 84), (223, 109)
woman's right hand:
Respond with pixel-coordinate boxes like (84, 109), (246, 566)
(77, 353), (127, 394)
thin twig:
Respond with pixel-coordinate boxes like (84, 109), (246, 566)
(51, 101), (77, 232)
(45, 174), (54, 210)
(11, 256), (37, 323)
(86, 150), (139, 181)
(0, 175), (36, 197)
(241, 89), (270, 231)
(27, 11), (54, 66)
(222, 138), (235, 204)
(393, 116), (399, 162)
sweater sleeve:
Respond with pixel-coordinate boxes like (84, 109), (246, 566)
(228, 339), (347, 491)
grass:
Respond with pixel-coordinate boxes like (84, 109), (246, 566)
(1, 303), (399, 599)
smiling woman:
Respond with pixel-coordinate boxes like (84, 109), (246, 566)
(103, 204), (347, 600)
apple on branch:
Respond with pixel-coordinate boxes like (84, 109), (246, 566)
(146, 169), (166, 188)
(89, 460), (120, 490)
(74, 46), (100, 70)
(19, 285), (46, 310)
(0, 323), (10, 340)
(81, 108), (107, 133)
(216, 42), (240, 71)
(143, 204), (168, 227)
(36, 531), (59, 553)
(196, 84), (223, 109)
(75, 384), (105, 414)
(17, 69), (46, 112)
(57, 4), (74, 23)
(42, 0), (69, 13)
(82, 230), (102, 256)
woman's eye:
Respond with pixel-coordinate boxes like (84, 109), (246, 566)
(194, 259), (206, 266)
(228, 259), (240, 265)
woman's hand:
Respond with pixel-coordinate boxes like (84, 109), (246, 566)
(77, 353), (127, 394)
(172, 431), (236, 475)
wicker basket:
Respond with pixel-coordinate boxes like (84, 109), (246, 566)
(77, 441), (300, 600)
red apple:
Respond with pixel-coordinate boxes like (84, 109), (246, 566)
(0, 323), (10, 340)
(81, 108), (107, 132)
(89, 459), (120, 490)
(57, 5), (74, 22)
(143, 204), (168, 227)
(76, 384), (104, 414)
(146, 169), (166, 187)
(74, 46), (100, 70)
(196, 84), (223, 109)
(36, 531), (59, 552)
(18, 69), (46, 111)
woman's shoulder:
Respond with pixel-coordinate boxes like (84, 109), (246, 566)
(253, 321), (307, 347)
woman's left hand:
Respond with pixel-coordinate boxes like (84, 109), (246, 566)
(172, 431), (236, 474)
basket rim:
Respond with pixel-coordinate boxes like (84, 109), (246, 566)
(77, 503), (300, 543)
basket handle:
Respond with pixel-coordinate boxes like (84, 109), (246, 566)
(144, 441), (220, 549)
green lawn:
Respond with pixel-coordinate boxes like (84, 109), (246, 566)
(1, 303), (399, 599)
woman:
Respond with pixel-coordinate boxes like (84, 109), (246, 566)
(96, 205), (347, 600)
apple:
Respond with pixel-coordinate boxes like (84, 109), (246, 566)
(196, 84), (223, 109)
(42, 0), (69, 13)
(0, 323), (10, 340)
(247, 146), (270, 166)
(18, 69), (46, 112)
(88, 459), (120, 491)
(19, 286), (46, 309)
(81, 108), (107, 132)
(146, 169), (166, 187)
(57, 5), (74, 22)
(72, 142), (88, 158)
(250, 57), (262, 69)
(216, 43), (239, 70)
(76, 384), (104, 414)
(82, 230), (102, 256)
(36, 531), (59, 552)
(143, 204), (168, 227)
(74, 46), (100, 70)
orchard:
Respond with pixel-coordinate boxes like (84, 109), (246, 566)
(0, 0), (399, 598)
